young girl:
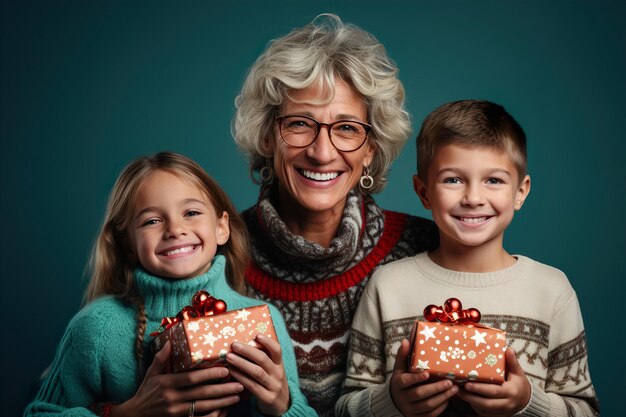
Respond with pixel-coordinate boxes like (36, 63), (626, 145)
(24, 152), (316, 417)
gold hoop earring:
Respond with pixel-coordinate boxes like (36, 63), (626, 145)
(259, 161), (274, 183)
(360, 166), (374, 190)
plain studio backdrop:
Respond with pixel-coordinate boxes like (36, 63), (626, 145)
(2, 1), (624, 416)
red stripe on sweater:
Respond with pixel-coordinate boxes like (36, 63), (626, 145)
(245, 210), (408, 301)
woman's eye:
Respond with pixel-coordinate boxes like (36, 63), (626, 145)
(286, 118), (314, 129)
(336, 123), (358, 133)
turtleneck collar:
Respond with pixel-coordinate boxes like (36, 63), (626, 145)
(256, 184), (367, 264)
(133, 255), (232, 323)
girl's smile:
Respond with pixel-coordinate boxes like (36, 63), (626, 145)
(130, 170), (230, 279)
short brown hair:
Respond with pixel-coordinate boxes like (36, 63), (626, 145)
(416, 100), (527, 182)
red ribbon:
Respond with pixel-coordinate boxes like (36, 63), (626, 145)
(150, 290), (227, 336)
(423, 297), (481, 324)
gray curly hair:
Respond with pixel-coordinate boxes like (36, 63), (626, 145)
(231, 14), (411, 194)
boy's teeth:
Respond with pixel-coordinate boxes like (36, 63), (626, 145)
(301, 169), (339, 181)
(460, 217), (487, 223)
(163, 245), (195, 255)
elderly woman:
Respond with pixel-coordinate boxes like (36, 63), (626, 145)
(232, 14), (438, 416)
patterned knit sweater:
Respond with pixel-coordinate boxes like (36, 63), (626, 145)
(24, 255), (316, 417)
(336, 252), (599, 417)
(243, 187), (439, 417)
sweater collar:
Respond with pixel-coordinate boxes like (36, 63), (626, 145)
(255, 184), (365, 264)
(133, 255), (231, 321)
(414, 252), (530, 288)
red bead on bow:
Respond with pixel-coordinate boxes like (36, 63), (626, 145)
(423, 297), (481, 324)
(150, 290), (227, 336)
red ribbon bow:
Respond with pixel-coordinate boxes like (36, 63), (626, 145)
(150, 290), (227, 336)
(423, 297), (481, 324)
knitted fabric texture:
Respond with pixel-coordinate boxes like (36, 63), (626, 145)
(336, 252), (600, 417)
(24, 256), (316, 417)
(243, 186), (438, 417)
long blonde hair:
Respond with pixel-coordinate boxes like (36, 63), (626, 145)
(85, 151), (249, 303)
(82, 152), (250, 374)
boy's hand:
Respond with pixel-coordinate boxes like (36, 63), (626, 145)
(390, 339), (458, 416)
(456, 347), (531, 417)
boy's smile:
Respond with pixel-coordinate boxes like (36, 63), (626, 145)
(414, 144), (530, 269)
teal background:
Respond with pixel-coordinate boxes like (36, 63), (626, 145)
(2, 0), (624, 415)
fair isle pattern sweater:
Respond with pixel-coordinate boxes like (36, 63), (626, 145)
(336, 252), (599, 417)
(24, 255), (316, 417)
(243, 187), (438, 417)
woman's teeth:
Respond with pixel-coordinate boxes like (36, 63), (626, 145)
(301, 169), (339, 181)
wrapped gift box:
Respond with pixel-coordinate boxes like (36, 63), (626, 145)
(409, 320), (506, 384)
(153, 304), (277, 373)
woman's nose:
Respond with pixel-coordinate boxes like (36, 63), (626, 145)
(306, 126), (336, 163)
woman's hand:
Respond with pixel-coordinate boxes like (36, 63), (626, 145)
(390, 339), (458, 417)
(456, 347), (531, 417)
(111, 341), (244, 417)
(226, 333), (290, 416)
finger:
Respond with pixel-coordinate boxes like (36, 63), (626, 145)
(230, 341), (272, 369)
(191, 379), (245, 400)
(228, 365), (270, 398)
(196, 394), (240, 415)
(505, 347), (525, 378)
(396, 369), (430, 390)
(253, 333), (282, 364)
(167, 365), (231, 390)
(462, 380), (505, 398)
(144, 340), (171, 378)
(412, 384), (458, 415)
(410, 379), (456, 403)
(393, 339), (410, 373)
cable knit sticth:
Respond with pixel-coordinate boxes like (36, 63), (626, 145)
(243, 186), (438, 417)
(24, 256), (317, 417)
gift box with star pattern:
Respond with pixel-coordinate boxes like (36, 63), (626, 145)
(408, 320), (507, 384)
(152, 304), (278, 373)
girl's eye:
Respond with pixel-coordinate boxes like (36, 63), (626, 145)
(185, 210), (201, 217)
(141, 219), (159, 227)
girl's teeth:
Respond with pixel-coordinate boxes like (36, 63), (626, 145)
(301, 169), (339, 181)
(163, 245), (195, 255)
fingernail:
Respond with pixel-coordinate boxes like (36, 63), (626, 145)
(231, 342), (242, 351)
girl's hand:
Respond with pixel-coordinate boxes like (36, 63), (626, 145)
(111, 341), (244, 417)
(456, 347), (531, 417)
(390, 339), (458, 417)
(226, 333), (290, 416)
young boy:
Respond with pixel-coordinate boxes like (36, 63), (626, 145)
(335, 100), (599, 416)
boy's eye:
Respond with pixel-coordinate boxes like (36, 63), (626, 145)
(486, 177), (504, 184)
(443, 177), (462, 184)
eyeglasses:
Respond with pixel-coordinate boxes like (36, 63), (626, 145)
(276, 114), (372, 152)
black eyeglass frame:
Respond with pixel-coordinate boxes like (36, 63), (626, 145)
(275, 114), (372, 152)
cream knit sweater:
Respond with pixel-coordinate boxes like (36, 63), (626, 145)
(336, 252), (599, 417)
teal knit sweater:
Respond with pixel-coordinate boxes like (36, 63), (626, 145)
(24, 255), (316, 416)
